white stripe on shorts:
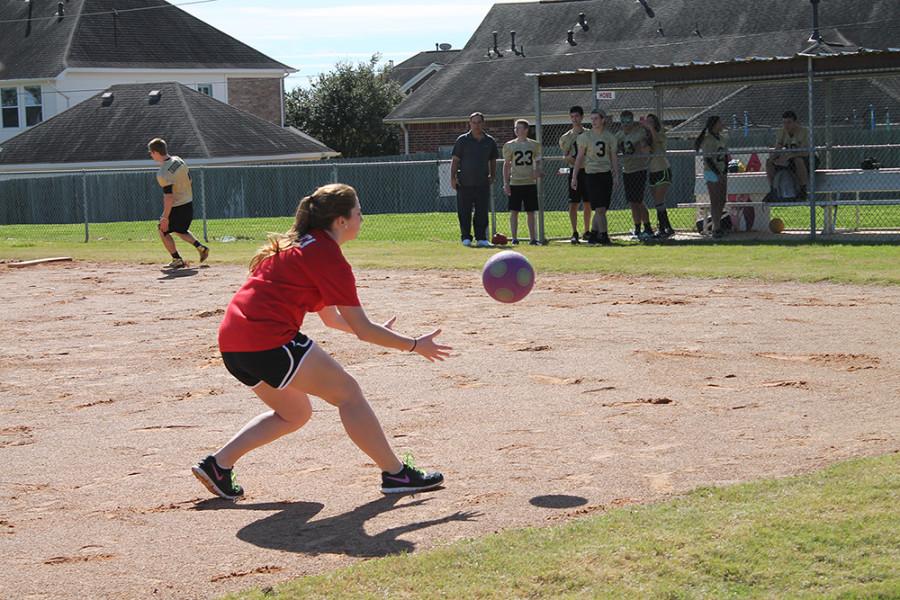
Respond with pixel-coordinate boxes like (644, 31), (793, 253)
(277, 338), (313, 390)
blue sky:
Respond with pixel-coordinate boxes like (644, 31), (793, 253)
(182, 0), (516, 90)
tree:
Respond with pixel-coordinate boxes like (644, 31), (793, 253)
(285, 55), (404, 158)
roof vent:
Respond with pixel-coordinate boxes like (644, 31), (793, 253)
(56, 2), (64, 18)
(148, 90), (162, 104)
(438, 43), (452, 51)
(101, 92), (114, 106)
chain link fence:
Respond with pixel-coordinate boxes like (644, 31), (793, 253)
(2, 74), (900, 245)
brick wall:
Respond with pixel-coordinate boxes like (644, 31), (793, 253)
(227, 77), (282, 125)
(407, 119), (515, 153)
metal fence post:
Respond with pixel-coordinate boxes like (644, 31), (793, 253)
(489, 175), (497, 239)
(534, 76), (545, 243)
(807, 55), (816, 240)
(331, 164), (339, 184)
(199, 167), (208, 243)
(82, 170), (89, 243)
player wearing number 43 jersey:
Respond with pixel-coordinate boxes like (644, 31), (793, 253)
(572, 109), (619, 245)
(502, 119), (542, 245)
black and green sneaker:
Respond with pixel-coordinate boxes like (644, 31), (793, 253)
(192, 455), (244, 500)
(381, 455), (444, 494)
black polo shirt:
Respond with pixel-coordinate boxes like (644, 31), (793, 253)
(452, 131), (499, 187)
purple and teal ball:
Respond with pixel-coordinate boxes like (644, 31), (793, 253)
(482, 250), (535, 303)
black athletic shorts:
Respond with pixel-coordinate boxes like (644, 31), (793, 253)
(649, 168), (672, 187)
(221, 332), (314, 389)
(568, 168), (588, 204)
(623, 170), (648, 204)
(584, 172), (613, 210)
(508, 184), (538, 212)
(163, 202), (193, 234)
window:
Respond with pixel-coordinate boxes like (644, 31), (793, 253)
(24, 86), (42, 126)
(1, 87), (18, 128)
(197, 84), (213, 96)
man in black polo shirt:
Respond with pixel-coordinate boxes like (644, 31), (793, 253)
(451, 112), (499, 247)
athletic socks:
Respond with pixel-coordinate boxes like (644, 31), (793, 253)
(171, 252), (182, 259)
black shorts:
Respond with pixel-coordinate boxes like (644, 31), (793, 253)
(568, 168), (588, 204)
(163, 202), (193, 234)
(649, 168), (672, 187)
(508, 184), (538, 212)
(584, 172), (613, 210)
(221, 332), (314, 389)
(623, 170), (648, 204)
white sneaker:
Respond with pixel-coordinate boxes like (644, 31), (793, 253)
(475, 240), (492, 248)
(462, 239), (472, 247)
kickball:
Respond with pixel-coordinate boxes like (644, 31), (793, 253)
(482, 251), (535, 303)
(769, 217), (785, 233)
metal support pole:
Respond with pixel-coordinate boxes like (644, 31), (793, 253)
(82, 171), (89, 243)
(591, 71), (598, 111)
(199, 167), (208, 243)
(824, 78), (834, 232)
(807, 56), (817, 240)
(331, 164), (339, 184)
(489, 177), (497, 239)
(534, 77), (545, 243)
(654, 86), (664, 122)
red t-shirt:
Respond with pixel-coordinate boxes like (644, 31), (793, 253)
(218, 230), (360, 352)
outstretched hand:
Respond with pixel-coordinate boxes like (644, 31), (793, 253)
(413, 328), (452, 362)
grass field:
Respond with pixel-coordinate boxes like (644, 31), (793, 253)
(227, 453), (899, 599)
(2, 212), (899, 284)
(2, 205), (899, 244)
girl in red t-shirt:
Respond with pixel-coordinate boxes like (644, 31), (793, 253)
(192, 184), (451, 499)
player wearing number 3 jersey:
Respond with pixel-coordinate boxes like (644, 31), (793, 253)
(192, 183), (450, 500)
(502, 119), (542, 245)
(572, 109), (619, 245)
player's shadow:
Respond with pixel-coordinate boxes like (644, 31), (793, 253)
(193, 495), (479, 557)
(529, 494), (588, 509)
(157, 267), (199, 280)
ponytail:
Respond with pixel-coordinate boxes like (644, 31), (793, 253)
(694, 127), (708, 152)
(695, 115), (721, 152)
(248, 183), (358, 273)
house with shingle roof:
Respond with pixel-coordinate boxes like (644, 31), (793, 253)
(387, 47), (461, 94)
(0, 0), (295, 143)
(384, 0), (900, 153)
(0, 82), (337, 171)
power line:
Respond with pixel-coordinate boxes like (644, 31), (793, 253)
(0, 0), (220, 25)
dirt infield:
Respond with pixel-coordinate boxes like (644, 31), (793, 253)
(2, 261), (898, 599)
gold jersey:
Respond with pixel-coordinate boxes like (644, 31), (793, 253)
(616, 127), (650, 173)
(156, 156), (193, 207)
(502, 138), (542, 185)
(576, 129), (618, 174)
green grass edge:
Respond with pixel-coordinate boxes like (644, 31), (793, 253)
(2, 239), (900, 286)
(227, 453), (900, 599)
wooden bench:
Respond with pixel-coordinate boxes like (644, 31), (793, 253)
(679, 168), (900, 233)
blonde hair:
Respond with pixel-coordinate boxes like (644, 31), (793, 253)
(248, 183), (358, 273)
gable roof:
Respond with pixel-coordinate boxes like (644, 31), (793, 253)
(387, 49), (460, 91)
(0, 0), (293, 81)
(0, 82), (336, 167)
(385, 0), (899, 122)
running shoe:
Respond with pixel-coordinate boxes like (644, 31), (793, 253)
(529, 239), (540, 246)
(166, 257), (186, 269)
(570, 232), (579, 245)
(192, 455), (244, 500)
(381, 457), (444, 494)
(511, 238), (520, 245)
(198, 245), (210, 263)
(462, 239), (472, 247)
(475, 240), (492, 248)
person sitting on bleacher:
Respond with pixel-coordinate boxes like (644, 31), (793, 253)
(765, 111), (810, 201)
